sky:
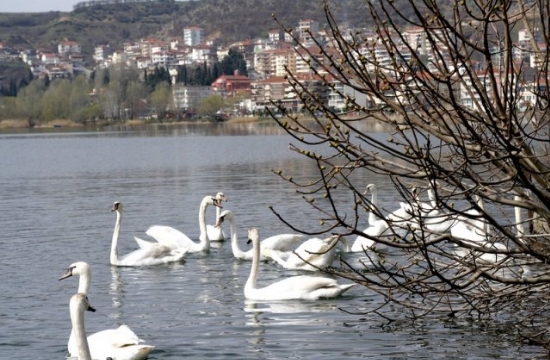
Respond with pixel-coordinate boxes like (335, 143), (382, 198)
(2, 1), (97, 13)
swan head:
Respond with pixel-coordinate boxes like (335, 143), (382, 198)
(247, 227), (259, 245)
(364, 183), (376, 194)
(111, 201), (123, 212)
(215, 209), (234, 227)
(59, 261), (90, 281)
(215, 192), (227, 205)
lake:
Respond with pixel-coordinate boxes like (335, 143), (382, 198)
(0, 121), (543, 359)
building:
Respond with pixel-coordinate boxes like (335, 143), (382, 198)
(58, 41), (81, 56)
(172, 85), (211, 112)
(184, 27), (204, 46)
(211, 70), (251, 96)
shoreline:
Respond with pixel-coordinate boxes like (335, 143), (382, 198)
(0, 116), (265, 130)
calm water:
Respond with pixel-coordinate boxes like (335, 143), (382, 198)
(0, 122), (544, 359)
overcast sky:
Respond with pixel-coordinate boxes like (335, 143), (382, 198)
(1, 1), (80, 13)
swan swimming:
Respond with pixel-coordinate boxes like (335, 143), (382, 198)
(142, 195), (222, 253)
(244, 227), (355, 301)
(110, 201), (188, 267)
(206, 192), (227, 241)
(59, 261), (155, 360)
(215, 209), (304, 261)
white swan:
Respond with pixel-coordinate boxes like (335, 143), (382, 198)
(69, 293), (95, 360)
(268, 235), (349, 271)
(59, 261), (155, 360)
(244, 227), (355, 301)
(206, 192), (227, 241)
(143, 195), (221, 253)
(110, 202), (188, 267)
(351, 184), (392, 252)
(215, 209), (304, 261)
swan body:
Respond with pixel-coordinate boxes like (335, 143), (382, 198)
(110, 202), (188, 267)
(245, 228), (355, 301)
(215, 209), (304, 261)
(60, 262), (155, 359)
(269, 235), (346, 271)
(206, 192), (227, 241)
(144, 195), (221, 253)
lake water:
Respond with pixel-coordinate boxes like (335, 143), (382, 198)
(0, 122), (544, 359)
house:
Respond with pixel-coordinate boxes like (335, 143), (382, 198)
(41, 52), (60, 65)
(58, 41), (81, 56)
(211, 70), (251, 96)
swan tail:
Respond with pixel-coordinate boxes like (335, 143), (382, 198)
(313, 283), (355, 299)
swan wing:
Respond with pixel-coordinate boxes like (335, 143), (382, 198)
(134, 236), (156, 250)
(117, 244), (187, 267)
(146, 225), (195, 250)
(260, 234), (304, 252)
(87, 325), (142, 348)
(292, 239), (338, 269)
(91, 344), (155, 360)
(248, 275), (354, 300)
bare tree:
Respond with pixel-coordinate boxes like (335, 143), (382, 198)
(271, 0), (550, 349)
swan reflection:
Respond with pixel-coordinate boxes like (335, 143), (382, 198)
(244, 299), (339, 326)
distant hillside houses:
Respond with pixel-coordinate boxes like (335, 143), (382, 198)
(2, 14), (545, 118)
(73, 0), (173, 10)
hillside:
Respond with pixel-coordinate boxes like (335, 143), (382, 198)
(0, 0), (371, 58)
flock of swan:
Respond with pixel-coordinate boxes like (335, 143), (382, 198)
(62, 184), (522, 359)
(60, 192), (362, 359)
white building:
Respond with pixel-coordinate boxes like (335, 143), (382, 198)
(184, 27), (204, 46)
(172, 84), (211, 111)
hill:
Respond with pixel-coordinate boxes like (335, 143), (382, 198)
(0, 0), (371, 59)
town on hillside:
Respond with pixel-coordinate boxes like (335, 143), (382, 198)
(0, 16), (544, 121)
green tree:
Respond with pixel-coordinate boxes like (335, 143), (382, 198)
(220, 48), (247, 76)
(15, 80), (45, 127)
(197, 94), (224, 117)
(150, 82), (173, 120)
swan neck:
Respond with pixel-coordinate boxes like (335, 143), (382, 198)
(339, 236), (351, 252)
(70, 299), (91, 360)
(78, 270), (91, 295)
(229, 216), (246, 258)
(245, 238), (260, 293)
(514, 197), (524, 239)
(110, 210), (121, 265)
(198, 197), (210, 251)
(368, 187), (378, 225)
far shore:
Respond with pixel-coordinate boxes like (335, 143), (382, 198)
(0, 114), (392, 132)
(0, 116), (267, 130)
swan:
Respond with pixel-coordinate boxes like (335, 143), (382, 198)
(244, 227), (355, 301)
(206, 192), (227, 241)
(268, 235), (349, 271)
(110, 202), (189, 267)
(69, 293), (95, 360)
(59, 261), (155, 360)
(215, 209), (304, 261)
(351, 184), (392, 252)
(142, 195), (221, 253)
